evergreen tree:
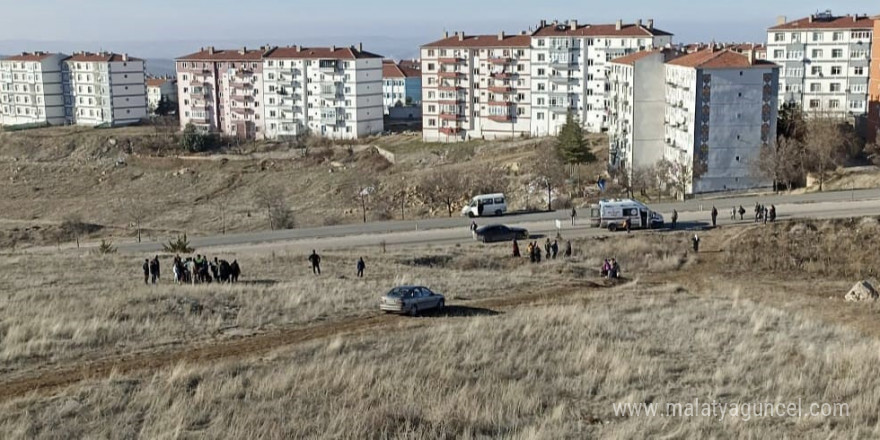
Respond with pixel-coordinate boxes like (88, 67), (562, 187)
(556, 111), (596, 164)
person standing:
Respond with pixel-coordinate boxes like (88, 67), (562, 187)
(711, 206), (718, 228)
(308, 250), (321, 275)
(769, 205), (776, 222)
(356, 257), (366, 278)
(671, 210), (678, 229)
(544, 238), (551, 260)
(150, 256), (160, 284)
(692, 234), (700, 252)
(142, 259), (150, 285)
(738, 205), (745, 221)
(551, 240), (559, 259)
(570, 206), (577, 226)
(624, 217), (631, 234)
(512, 239), (521, 258)
(731, 207), (736, 220)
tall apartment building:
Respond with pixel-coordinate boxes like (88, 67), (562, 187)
(767, 11), (873, 117)
(664, 48), (779, 194)
(263, 45), (383, 139)
(607, 49), (681, 177)
(176, 47), (269, 139)
(382, 59), (422, 114)
(146, 76), (178, 114)
(421, 32), (533, 142)
(869, 15), (880, 143)
(529, 19), (673, 136)
(66, 52), (147, 126)
(0, 52), (69, 126)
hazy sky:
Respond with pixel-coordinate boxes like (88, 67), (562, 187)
(0, 0), (874, 59)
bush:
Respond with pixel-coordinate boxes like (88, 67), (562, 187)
(97, 239), (117, 254)
(163, 234), (194, 253)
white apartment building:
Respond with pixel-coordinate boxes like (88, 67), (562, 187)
(767, 11), (873, 116)
(146, 76), (178, 114)
(607, 49), (681, 177)
(66, 52), (148, 126)
(664, 48), (779, 194)
(263, 45), (384, 139)
(382, 59), (421, 114)
(421, 32), (533, 142)
(529, 19), (673, 136)
(0, 52), (69, 126)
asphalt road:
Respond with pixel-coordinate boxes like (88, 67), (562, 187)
(118, 188), (880, 254)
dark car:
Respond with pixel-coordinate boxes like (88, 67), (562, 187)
(473, 224), (529, 243)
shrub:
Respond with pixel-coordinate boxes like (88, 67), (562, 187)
(163, 234), (194, 253)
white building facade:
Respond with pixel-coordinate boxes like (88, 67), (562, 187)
(146, 77), (178, 114)
(665, 48), (779, 194)
(0, 52), (69, 126)
(66, 52), (148, 126)
(529, 19), (673, 136)
(421, 32), (533, 142)
(262, 45), (384, 140)
(382, 60), (422, 114)
(766, 11), (873, 116)
(607, 49), (680, 177)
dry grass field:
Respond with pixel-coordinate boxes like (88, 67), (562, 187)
(2, 219), (880, 437)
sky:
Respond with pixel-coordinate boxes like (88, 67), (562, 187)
(0, 0), (875, 61)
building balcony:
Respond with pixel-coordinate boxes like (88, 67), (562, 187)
(549, 105), (572, 114)
(320, 89), (343, 100)
(231, 107), (255, 115)
(549, 61), (574, 70)
(487, 114), (512, 122)
(234, 69), (254, 79)
(319, 60), (340, 73)
(231, 94), (254, 103)
(438, 71), (464, 79)
(438, 127), (460, 135)
(438, 85), (465, 91)
(439, 57), (465, 64)
(233, 82), (254, 90)
(488, 57), (512, 65)
(190, 114), (209, 123)
(439, 112), (463, 121)
(491, 72), (516, 79)
(487, 100), (514, 107)
(438, 99), (464, 105)
(550, 76), (578, 85)
(488, 86), (513, 93)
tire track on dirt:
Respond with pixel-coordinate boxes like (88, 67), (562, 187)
(0, 280), (608, 403)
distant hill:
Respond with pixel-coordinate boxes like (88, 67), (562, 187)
(145, 59), (176, 77)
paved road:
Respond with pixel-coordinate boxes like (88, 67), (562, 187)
(117, 188), (880, 253)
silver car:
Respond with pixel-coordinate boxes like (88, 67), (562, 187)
(379, 285), (445, 316)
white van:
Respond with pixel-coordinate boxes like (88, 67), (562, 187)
(461, 193), (507, 217)
(589, 199), (664, 231)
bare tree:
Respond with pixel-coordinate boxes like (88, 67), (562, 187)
(532, 151), (567, 211)
(865, 128), (880, 166)
(254, 184), (294, 230)
(353, 179), (378, 223)
(665, 158), (693, 200)
(119, 200), (149, 243)
(61, 214), (89, 248)
(753, 136), (804, 192)
(416, 168), (469, 217)
(802, 117), (857, 191)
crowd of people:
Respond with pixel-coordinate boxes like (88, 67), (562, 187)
(515, 238), (572, 263)
(142, 254), (241, 285)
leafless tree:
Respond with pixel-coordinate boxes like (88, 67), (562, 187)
(353, 178), (379, 223)
(254, 184), (294, 230)
(665, 158), (693, 200)
(753, 136), (804, 192)
(532, 151), (567, 211)
(802, 116), (858, 191)
(416, 168), (470, 217)
(865, 129), (880, 166)
(119, 200), (149, 243)
(61, 214), (88, 248)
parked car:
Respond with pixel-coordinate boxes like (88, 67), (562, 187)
(473, 224), (529, 243)
(379, 285), (445, 316)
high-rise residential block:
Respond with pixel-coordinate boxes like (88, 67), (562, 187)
(146, 76), (178, 114)
(66, 52), (148, 126)
(0, 52), (69, 126)
(868, 15), (880, 143)
(382, 59), (422, 114)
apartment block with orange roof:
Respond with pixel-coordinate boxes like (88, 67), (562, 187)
(868, 15), (880, 143)
(664, 48), (779, 194)
(382, 59), (421, 114)
(65, 52), (147, 127)
(767, 11), (873, 117)
(0, 52), (70, 126)
(262, 44), (384, 140)
(421, 31), (533, 142)
(176, 46), (271, 140)
(146, 76), (177, 114)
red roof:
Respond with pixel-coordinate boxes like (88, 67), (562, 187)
(770, 14), (874, 30)
(666, 48), (777, 69)
(422, 34), (531, 48)
(146, 77), (175, 87)
(2, 52), (61, 62)
(382, 60), (420, 78)
(67, 52), (143, 62)
(177, 47), (269, 61)
(610, 49), (660, 66)
(265, 46), (382, 60)
(532, 22), (672, 37)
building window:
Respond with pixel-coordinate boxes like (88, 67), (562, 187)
(811, 32), (823, 42)
(832, 32), (844, 41)
(854, 67), (865, 76)
(831, 66), (842, 75)
(773, 33), (784, 42)
(811, 66), (822, 76)
(830, 83), (841, 92)
(773, 50), (784, 58)
(831, 49), (843, 59)
(810, 49), (823, 59)
(828, 99), (840, 109)
(809, 99), (820, 109)
(849, 100), (864, 109)
(810, 83), (821, 92)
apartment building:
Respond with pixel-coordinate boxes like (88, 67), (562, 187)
(767, 11), (873, 117)
(421, 32), (533, 142)
(869, 15), (880, 143)
(262, 45), (384, 140)
(529, 19), (673, 136)
(664, 48), (779, 194)
(607, 48), (681, 177)
(176, 46), (269, 140)
(382, 59), (421, 114)
(146, 76), (178, 114)
(66, 52), (147, 127)
(0, 52), (69, 126)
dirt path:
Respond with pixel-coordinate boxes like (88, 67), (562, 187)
(0, 280), (607, 403)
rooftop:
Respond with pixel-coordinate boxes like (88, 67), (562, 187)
(666, 48), (777, 69)
(146, 77), (175, 87)
(382, 60), (420, 78)
(610, 48), (682, 66)
(770, 13), (874, 30)
(177, 47), (270, 61)
(532, 19), (672, 37)
(422, 33), (531, 48)
(67, 52), (142, 62)
(2, 52), (62, 62)
(265, 45), (382, 60)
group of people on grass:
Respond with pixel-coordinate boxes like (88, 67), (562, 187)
(141, 254), (241, 285)
(514, 237), (572, 263)
(601, 258), (621, 279)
